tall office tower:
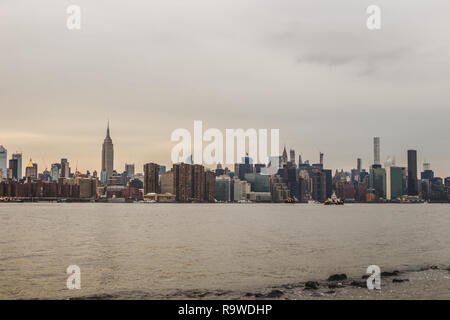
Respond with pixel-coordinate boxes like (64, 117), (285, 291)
(61, 158), (70, 178)
(25, 158), (37, 179)
(320, 153), (324, 166)
(125, 163), (135, 178)
(357, 158), (362, 172)
(0, 146), (6, 179)
(298, 154), (303, 165)
(51, 163), (61, 181)
(281, 146), (288, 166)
(101, 121), (114, 180)
(144, 162), (160, 194)
(12, 153), (22, 179)
(407, 149), (418, 195)
(373, 137), (381, 166)
(289, 149), (296, 165)
(8, 159), (18, 179)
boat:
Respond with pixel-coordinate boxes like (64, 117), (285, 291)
(324, 192), (344, 205)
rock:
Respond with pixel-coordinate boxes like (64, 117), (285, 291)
(381, 270), (400, 277)
(304, 281), (320, 290)
(350, 281), (367, 288)
(430, 265), (439, 270)
(361, 275), (369, 279)
(327, 274), (347, 282)
(392, 279), (409, 283)
(244, 292), (254, 297)
(266, 290), (284, 298)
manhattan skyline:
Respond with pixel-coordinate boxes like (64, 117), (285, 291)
(1, 1), (450, 175)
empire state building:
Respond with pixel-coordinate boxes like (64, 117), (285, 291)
(101, 121), (114, 179)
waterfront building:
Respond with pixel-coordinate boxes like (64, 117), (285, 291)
(144, 163), (160, 194)
(270, 175), (290, 202)
(215, 175), (231, 202)
(101, 121), (114, 181)
(160, 170), (174, 194)
(369, 167), (386, 199)
(386, 166), (403, 200)
(232, 178), (251, 202)
(244, 172), (270, 192)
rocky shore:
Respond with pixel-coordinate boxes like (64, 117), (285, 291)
(238, 265), (450, 300)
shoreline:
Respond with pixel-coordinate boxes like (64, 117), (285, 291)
(61, 265), (450, 300)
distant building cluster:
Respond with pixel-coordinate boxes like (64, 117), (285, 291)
(1, 129), (450, 203)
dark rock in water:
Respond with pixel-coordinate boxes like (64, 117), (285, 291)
(244, 292), (254, 297)
(350, 281), (367, 288)
(254, 293), (265, 298)
(430, 265), (439, 270)
(266, 290), (284, 298)
(361, 275), (369, 279)
(392, 279), (409, 283)
(381, 270), (400, 277)
(304, 281), (320, 290)
(327, 274), (347, 281)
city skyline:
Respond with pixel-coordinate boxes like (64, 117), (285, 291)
(1, 1), (450, 176)
(0, 130), (448, 179)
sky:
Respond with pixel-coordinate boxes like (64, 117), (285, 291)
(1, 0), (449, 176)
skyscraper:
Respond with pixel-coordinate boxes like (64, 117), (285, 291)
(289, 149), (295, 165)
(25, 158), (37, 179)
(12, 153), (22, 179)
(407, 149), (418, 196)
(0, 146), (6, 179)
(373, 137), (380, 166)
(101, 121), (114, 180)
(61, 158), (70, 178)
(125, 163), (135, 178)
(144, 163), (160, 194)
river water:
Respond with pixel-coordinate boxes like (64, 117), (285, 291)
(0, 203), (449, 299)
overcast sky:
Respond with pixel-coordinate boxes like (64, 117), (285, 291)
(1, 0), (449, 176)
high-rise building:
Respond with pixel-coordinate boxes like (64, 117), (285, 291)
(61, 158), (70, 178)
(320, 153), (324, 166)
(407, 149), (418, 196)
(51, 163), (61, 181)
(373, 137), (380, 166)
(289, 149), (296, 166)
(386, 166), (403, 200)
(357, 158), (362, 172)
(0, 146), (7, 179)
(215, 175), (231, 202)
(25, 158), (37, 179)
(125, 164), (135, 178)
(144, 163), (160, 194)
(8, 159), (18, 180)
(101, 121), (114, 181)
(12, 153), (22, 180)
